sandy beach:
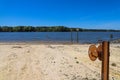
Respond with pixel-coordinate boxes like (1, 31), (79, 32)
(0, 42), (120, 80)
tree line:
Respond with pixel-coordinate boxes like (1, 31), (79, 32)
(0, 26), (119, 32)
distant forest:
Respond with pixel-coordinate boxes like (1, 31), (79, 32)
(0, 26), (120, 32)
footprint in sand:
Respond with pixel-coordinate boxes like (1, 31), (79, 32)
(7, 53), (17, 61)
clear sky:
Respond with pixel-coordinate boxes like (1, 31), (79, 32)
(0, 0), (120, 29)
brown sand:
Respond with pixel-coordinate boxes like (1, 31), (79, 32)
(0, 43), (120, 80)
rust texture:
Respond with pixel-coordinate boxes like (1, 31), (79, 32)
(88, 41), (110, 80)
(88, 45), (98, 61)
(102, 41), (110, 80)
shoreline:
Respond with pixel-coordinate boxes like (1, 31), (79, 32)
(0, 41), (93, 45)
(0, 38), (120, 45)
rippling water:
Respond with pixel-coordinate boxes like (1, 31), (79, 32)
(0, 32), (120, 43)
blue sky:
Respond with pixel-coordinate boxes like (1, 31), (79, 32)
(0, 0), (120, 29)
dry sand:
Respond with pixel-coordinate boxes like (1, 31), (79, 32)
(0, 43), (120, 80)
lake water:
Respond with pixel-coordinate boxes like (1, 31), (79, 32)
(0, 32), (120, 43)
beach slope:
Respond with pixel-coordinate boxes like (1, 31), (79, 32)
(0, 43), (120, 80)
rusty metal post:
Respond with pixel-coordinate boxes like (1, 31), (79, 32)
(102, 41), (110, 80)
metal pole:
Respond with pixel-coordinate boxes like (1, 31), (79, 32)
(71, 29), (73, 43)
(76, 29), (79, 43)
(102, 41), (110, 80)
